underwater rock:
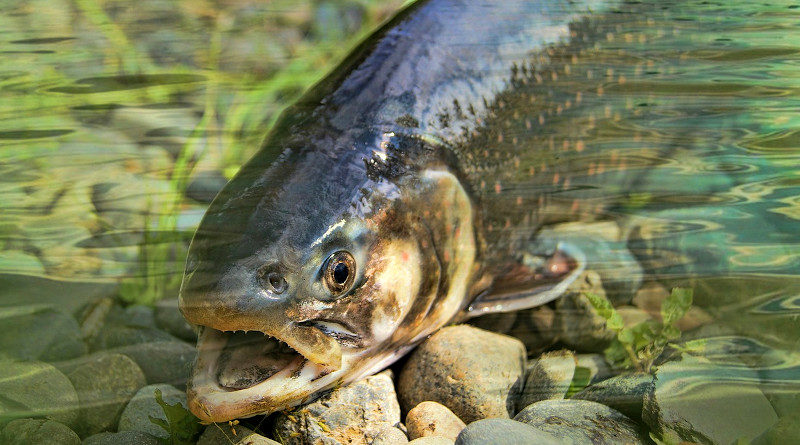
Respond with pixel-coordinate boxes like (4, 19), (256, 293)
(108, 340), (196, 387)
(643, 355), (777, 444)
(616, 306), (652, 327)
(274, 370), (401, 445)
(118, 384), (187, 439)
(0, 418), (80, 445)
(83, 430), (161, 445)
(198, 423), (280, 445)
(507, 306), (558, 356)
(0, 359), (79, 429)
(154, 297), (197, 342)
(454, 418), (558, 445)
(114, 304), (157, 329)
(372, 425), (409, 445)
(572, 372), (653, 423)
(575, 353), (614, 385)
(78, 298), (117, 341)
(467, 311), (517, 335)
(88, 325), (179, 352)
(398, 325), (526, 423)
(0, 305), (86, 362)
(406, 401), (466, 441)
(553, 271), (615, 353)
(64, 352), (146, 436)
(632, 282), (713, 331)
(751, 414), (800, 444)
(518, 350), (576, 411)
(514, 399), (646, 444)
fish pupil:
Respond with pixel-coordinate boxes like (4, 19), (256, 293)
(333, 262), (349, 285)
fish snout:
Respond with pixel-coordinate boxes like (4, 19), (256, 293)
(179, 259), (287, 331)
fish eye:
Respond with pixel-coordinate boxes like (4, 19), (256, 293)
(324, 251), (356, 296)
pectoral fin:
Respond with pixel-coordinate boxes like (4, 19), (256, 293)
(464, 241), (585, 318)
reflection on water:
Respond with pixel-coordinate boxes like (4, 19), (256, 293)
(0, 0), (799, 441)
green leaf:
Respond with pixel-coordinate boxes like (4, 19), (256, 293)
(584, 292), (624, 332)
(148, 388), (202, 445)
(661, 287), (693, 327)
(618, 327), (634, 345)
(604, 340), (632, 369)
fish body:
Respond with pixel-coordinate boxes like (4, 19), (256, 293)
(180, 0), (648, 422)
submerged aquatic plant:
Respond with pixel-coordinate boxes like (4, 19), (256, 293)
(150, 388), (203, 445)
(585, 288), (693, 373)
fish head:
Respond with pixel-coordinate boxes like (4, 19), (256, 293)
(179, 128), (474, 422)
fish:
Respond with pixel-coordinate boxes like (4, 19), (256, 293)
(179, 0), (671, 422)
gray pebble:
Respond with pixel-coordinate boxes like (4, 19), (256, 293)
(406, 401), (465, 441)
(455, 419), (559, 445)
(575, 353), (614, 384)
(119, 305), (157, 329)
(83, 430), (161, 445)
(372, 426), (409, 445)
(1, 418), (80, 445)
(88, 325), (178, 352)
(572, 372), (653, 422)
(0, 305), (86, 362)
(507, 306), (558, 356)
(518, 350), (576, 411)
(0, 359), (79, 429)
(274, 370), (401, 445)
(398, 325), (526, 423)
(65, 353), (146, 436)
(109, 340), (196, 387)
(643, 355), (778, 444)
(515, 399), (646, 444)
(154, 297), (197, 342)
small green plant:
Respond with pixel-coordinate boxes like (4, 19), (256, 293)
(585, 287), (693, 373)
(149, 388), (203, 445)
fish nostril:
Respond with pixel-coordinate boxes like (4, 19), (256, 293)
(268, 272), (288, 294)
(258, 266), (288, 294)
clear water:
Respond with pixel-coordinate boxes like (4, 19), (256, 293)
(0, 0), (798, 441)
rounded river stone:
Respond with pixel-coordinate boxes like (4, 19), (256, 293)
(398, 325), (526, 423)
(515, 399), (646, 444)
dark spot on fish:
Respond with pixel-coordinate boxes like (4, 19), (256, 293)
(396, 114), (419, 128)
(438, 111), (451, 128)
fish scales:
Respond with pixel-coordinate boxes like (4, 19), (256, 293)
(179, 0), (719, 421)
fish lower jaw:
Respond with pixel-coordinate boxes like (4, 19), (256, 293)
(187, 327), (342, 422)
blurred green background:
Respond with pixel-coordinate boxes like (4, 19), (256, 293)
(0, 0), (407, 306)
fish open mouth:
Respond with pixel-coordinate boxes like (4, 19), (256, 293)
(187, 323), (355, 421)
(215, 330), (306, 390)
